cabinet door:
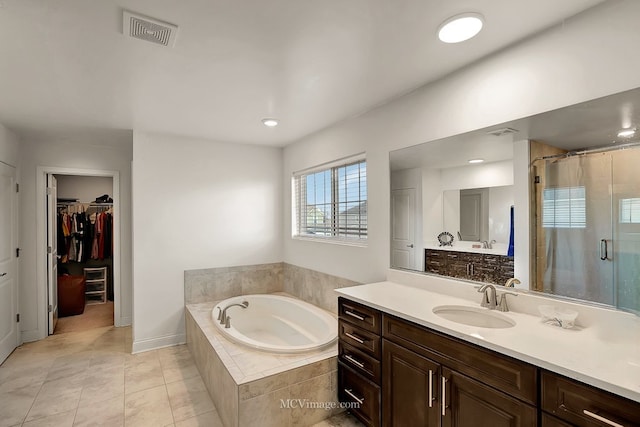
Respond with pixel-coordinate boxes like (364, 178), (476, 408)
(442, 368), (536, 427)
(383, 339), (440, 427)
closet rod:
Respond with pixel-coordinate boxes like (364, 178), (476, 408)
(56, 202), (113, 206)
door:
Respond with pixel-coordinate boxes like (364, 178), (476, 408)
(391, 188), (416, 269)
(383, 339), (441, 426)
(46, 174), (58, 335)
(442, 368), (537, 427)
(540, 154), (614, 305)
(0, 162), (18, 363)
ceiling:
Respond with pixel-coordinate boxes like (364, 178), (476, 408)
(0, 0), (607, 146)
(390, 86), (640, 171)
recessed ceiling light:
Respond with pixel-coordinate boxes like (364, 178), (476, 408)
(617, 128), (636, 138)
(468, 159), (484, 164)
(262, 118), (279, 127)
(438, 13), (484, 44)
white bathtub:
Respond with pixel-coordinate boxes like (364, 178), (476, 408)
(212, 294), (338, 353)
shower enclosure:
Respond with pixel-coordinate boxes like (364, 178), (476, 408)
(533, 145), (640, 313)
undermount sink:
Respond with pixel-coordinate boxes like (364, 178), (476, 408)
(432, 305), (516, 329)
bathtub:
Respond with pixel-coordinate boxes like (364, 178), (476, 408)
(212, 294), (338, 353)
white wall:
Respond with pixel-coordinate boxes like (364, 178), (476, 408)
(18, 135), (133, 341)
(283, 0), (640, 284)
(55, 175), (113, 202)
(440, 160), (513, 191)
(422, 168), (443, 245)
(488, 185), (514, 245)
(0, 124), (19, 167)
(131, 131), (283, 352)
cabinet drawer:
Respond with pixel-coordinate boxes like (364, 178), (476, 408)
(541, 413), (574, 427)
(425, 249), (447, 260)
(383, 315), (537, 404)
(541, 370), (640, 427)
(339, 341), (381, 384)
(338, 363), (381, 427)
(339, 320), (381, 358)
(339, 298), (381, 334)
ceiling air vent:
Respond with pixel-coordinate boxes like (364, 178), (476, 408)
(123, 10), (178, 47)
(486, 127), (519, 137)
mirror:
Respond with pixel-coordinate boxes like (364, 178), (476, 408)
(390, 86), (640, 313)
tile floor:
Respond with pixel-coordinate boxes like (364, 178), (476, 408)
(0, 326), (363, 427)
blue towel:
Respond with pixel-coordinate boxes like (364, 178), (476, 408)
(507, 205), (515, 257)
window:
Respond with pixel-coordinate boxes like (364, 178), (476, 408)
(542, 186), (586, 228)
(293, 156), (367, 242)
(620, 198), (640, 224)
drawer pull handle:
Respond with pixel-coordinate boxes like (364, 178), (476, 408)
(344, 388), (364, 405)
(441, 377), (447, 416)
(344, 332), (365, 344)
(428, 370), (434, 408)
(583, 410), (624, 427)
(0, 272), (7, 277)
(344, 310), (365, 321)
(344, 354), (365, 368)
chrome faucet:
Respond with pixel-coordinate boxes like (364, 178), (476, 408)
(497, 292), (518, 312)
(481, 240), (489, 249)
(504, 278), (521, 287)
(477, 284), (498, 309)
(218, 300), (249, 328)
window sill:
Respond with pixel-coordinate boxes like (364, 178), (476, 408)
(292, 235), (368, 248)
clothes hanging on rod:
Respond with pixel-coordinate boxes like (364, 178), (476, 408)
(57, 201), (113, 263)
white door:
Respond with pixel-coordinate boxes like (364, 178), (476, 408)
(0, 162), (18, 363)
(47, 174), (58, 335)
(391, 188), (416, 269)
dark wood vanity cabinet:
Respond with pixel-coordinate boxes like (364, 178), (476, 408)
(382, 314), (537, 427)
(541, 370), (640, 427)
(338, 298), (639, 427)
(337, 298), (382, 427)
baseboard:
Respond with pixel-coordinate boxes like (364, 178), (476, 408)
(20, 329), (45, 344)
(131, 333), (186, 354)
(115, 316), (132, 327)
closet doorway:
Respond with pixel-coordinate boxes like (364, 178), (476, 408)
(37, 167), (121, 337)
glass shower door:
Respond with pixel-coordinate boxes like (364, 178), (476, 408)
(612, 148), (640, 313)
(541, 153), (614, 305)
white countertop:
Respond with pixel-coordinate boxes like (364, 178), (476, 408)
(335, 278), (640, 403)
(424, 243), (509, 256)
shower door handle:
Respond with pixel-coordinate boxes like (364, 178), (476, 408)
(600, 239), (608, 260)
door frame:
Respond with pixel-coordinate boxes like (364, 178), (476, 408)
(0, 160), (19, 361)
(36, 166), (122, 338)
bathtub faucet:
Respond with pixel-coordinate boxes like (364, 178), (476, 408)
(218, 301), (249, 328)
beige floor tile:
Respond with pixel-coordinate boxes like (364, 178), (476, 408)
(21, 409), (76, 427)
(311, 412), (365, 427)
(80, 364), (124, 404)
(174, 410), (224, 427)
(124, 384), (174, 427)
(166, 376), (215, 422)
(162, 360), (201, 384)
(0, 383), (41, 427)
(25, 378), (83, 422)
(74, 395), (124, 427)
(124, 358), (165, 394)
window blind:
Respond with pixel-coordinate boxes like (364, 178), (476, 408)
(293, 157), (367, 241)
(542, 186), (586, 228)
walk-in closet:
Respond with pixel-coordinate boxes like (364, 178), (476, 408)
(53, 175), (115, 334)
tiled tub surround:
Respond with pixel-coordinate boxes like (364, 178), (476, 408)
(339, 268), (640, 403)
(184, 262), (359, 313)
(186, 299), (341, 427)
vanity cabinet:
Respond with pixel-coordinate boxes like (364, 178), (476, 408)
(338, 297), (638, 427)
(383, 314), (537, 427)
(425, 249), (514, 286)
(541, 370), (640, 427)
(337, 298), (381, 427)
